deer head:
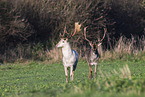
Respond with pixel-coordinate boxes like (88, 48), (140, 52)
(84, 27), (107, 52)
(56, 22), (81, 48)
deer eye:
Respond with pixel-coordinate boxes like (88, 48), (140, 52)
(62, 40), (65, 43)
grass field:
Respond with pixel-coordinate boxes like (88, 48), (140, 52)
(0, 58), (145, 97)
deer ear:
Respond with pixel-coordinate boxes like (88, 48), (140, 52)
(97, 43), (102, 47)
(65, 38), (69, 42)
(89, 42), (92, 47)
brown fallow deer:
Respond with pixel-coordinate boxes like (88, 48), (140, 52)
(56, 22), (81, 83)
(84, 27), (107, 79)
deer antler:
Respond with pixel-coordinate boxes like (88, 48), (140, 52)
(59, 22), (81, 39)
(84, 27), (91, 44)
(67, 22), (81, 39)
(59, 26), (69, 38)
(97, 27), (107, 42)
(84, 27), (107, 44)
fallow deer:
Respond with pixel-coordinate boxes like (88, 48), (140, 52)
(84, 27), (107, 79)
(56, 22), (81, 82)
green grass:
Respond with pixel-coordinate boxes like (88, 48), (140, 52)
(0, 59), (145, 97)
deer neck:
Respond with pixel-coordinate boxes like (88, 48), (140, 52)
(62, 42), (72, 58)
(90, 49), (98, 57)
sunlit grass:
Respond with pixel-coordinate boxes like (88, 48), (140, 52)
(0, 59), (145, 97)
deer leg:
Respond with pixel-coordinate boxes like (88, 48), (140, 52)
(64, 66), (68, 83)
(88, 65), (93, 79)
(70, 66), (73, 81)
(94, 64), (97, 78)
(72, 71), (74, 81)
(88, 66), (91, 79)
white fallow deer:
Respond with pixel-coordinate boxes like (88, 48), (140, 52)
(84, 27), (107, 79)
(56, 22), (81, 83)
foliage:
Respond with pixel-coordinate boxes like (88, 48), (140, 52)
(108, 0), (145, 38)
(0, 0), (144, 62)
(0, 0), (144, 46)
(0, 0), (34, 45)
